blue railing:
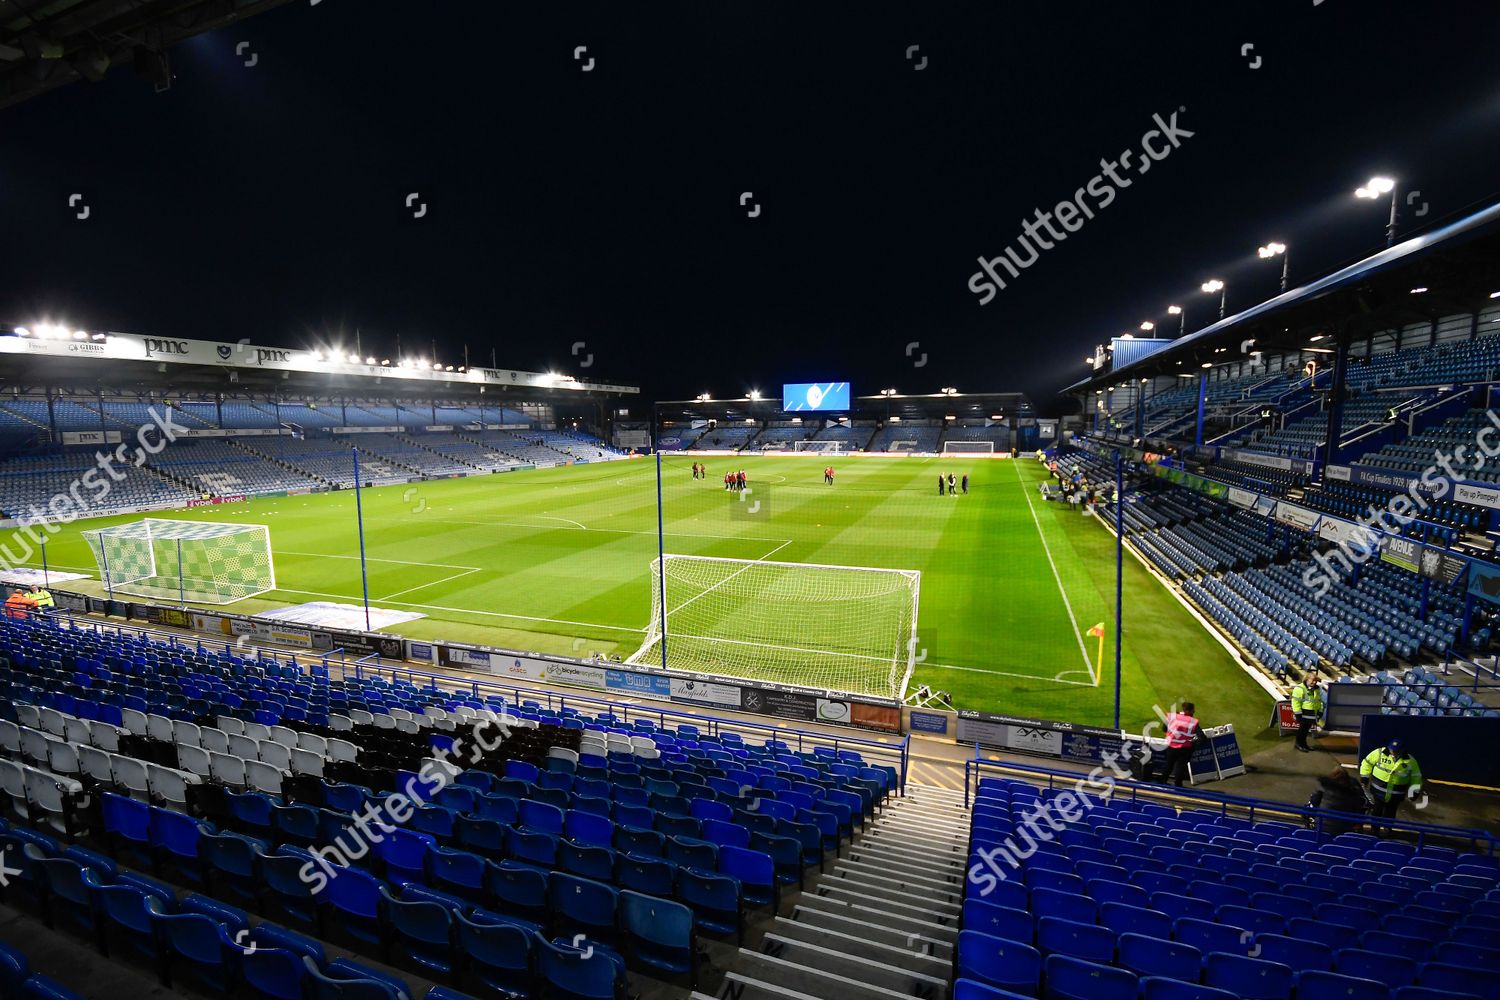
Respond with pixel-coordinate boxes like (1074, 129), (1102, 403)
(962, 751), (1498, 854)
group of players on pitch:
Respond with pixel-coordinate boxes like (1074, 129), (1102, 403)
(688, 462), (838, 489)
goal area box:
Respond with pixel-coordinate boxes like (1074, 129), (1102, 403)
(82, 519), (275, 605)
(629, 554), (920, 698)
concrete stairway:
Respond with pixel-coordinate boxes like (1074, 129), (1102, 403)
(712, 783), (968, 1000)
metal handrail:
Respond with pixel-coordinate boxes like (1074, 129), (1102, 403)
(962, 751), (1498, 854)
(348, 658), (910, 790)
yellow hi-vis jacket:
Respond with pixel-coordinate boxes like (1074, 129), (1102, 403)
(1290, 683), (1323, 716)
(1359, 748), (1423, 801)
(32, 589), (54, 609)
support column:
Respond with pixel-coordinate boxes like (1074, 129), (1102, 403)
(1134, 382), (1146, 440)
(1194, 372), (1208, 446)
(1322, 337), (1349, 470)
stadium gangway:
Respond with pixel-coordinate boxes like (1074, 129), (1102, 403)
(343, 658), (912, 792)
(1439, 648), (1500, 690)
(963, 750), (1498, 856)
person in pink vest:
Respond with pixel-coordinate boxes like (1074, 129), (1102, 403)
(1156, 701), (1200, 787)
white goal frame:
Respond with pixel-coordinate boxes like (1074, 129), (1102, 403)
(793, 440), (847, 453)
(81, 518), (276, 605)
(629, 554), (921, 698)
(943, 440), (996, 454)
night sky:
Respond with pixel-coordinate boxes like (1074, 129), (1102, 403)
(4, 1), (1500, 413)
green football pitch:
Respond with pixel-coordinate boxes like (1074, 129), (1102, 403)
(24, 455), (1274, 746)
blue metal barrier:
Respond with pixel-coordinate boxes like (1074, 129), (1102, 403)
(963, 749), (1498, 854)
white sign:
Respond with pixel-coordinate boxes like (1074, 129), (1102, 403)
(1454, 482), (1500, 510)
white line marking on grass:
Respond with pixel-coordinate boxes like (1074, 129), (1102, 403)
(274, 588), (645, 633)
(399, 516), (793, 545)
(279, 551), (481, 571)
(535, 514), (587, 529)
(379, 567), (482, 601)
(920, 660), (1094, 686)
(664, 539), (793, 618)
(1012, 460), (1097, 684)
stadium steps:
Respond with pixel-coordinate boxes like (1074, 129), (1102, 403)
(0, 403), (50, 432)
(226, 438), (338, 488)
(396, 432), (484, 471)
(719, 783), (966, 1000)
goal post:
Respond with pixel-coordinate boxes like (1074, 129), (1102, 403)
(943, 440), (996, 454)
(82, 519), (275, 605)
(629, 554), (920, 699)
(793, 440), (846, 453)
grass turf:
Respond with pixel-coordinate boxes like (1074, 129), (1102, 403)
(20, 454), (1273, 745)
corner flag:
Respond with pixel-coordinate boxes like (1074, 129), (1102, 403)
(1086, 622), (1106, 686)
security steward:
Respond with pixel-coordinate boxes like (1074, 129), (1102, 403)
(29, 584), (54, 611)
(1290, 672), (1324, 752)
(1359, 738), (1423, 832)
(1157, 701), (1201, 787)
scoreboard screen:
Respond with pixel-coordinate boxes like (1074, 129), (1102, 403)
(782, 382), (851, 412)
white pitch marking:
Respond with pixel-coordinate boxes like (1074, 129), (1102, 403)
(921, 660), (1094, 686)
(1012, 461), (1097, 684)
(535, 514), (587, 529)
(279, 551), (481, 571)
(273, 588), (644, 633)
(379, 567), (482, 601)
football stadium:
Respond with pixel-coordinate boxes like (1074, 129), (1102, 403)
(1, 3), (1498, 1000)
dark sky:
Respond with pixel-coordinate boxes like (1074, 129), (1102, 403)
(4, 1), (1500, 414)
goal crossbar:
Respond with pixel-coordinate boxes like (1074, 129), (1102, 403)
(82, 518), (275, 605)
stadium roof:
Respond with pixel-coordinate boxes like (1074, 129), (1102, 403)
(1064, 198), (1500, 395)
(656, 390), (1030, 423)
(0, 0), (291, 110)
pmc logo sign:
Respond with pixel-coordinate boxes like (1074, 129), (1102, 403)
(255, 348), (290, 365)
(144, 338), (190, 357)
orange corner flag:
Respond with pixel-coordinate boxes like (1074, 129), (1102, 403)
(1086, 623), (1106, 638)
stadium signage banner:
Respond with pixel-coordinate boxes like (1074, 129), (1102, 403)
(1325, 464), (1352, 481)
(1224, 449), (1315, 475)
(1418, 546), (1468, 587)
(0, 333), (637, 394)
(175, 428), (291, 439)
(61, 430), (122, 445)
(331, 426), (403, 434)
(1469, 562), (1500, 606)
(1453, 482), (1500, 510)
(1318, 517), (1377, 550)
(1226, 487), (1257, 509)
(1273, 501), (1320, 531)
(1379, 535), (1422, 573)
(605, 670), (671, 698)
(1349, 465), (1420, 490)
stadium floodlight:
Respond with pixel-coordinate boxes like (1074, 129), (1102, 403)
(748, 389), (762, 400)
(1410, 287), (1428, 294)
(1355, 175), (1400, 247)
(381, 359), (390, 365)
(347, 353), (360, 364)
(880, 387), (897, 396)
(1139, 321), (1154, 332)
(1258, 241), (1290, 291)
(1200, 279), (1227, 319)
(13, 327), (28, 336)
(365, 356), (376, 365)
(630, 555), (921, 698)
(695, 392), (711, 401)
(72, 330), (87, 340)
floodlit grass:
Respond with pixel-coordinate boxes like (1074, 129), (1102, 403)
(26, 454), (1272, 741)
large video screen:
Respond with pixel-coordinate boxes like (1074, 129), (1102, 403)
(782, 382), (851, 412)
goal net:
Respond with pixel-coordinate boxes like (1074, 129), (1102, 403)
(943, 440), (996, 454)
(793, 440), (846, 453)
(629, 554), (920, 698)
(82, 519), (275, 605)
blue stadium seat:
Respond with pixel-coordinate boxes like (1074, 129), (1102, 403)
(957, 930), (1042, 995)
(1336, 947), (1418, 988)
(1117, 932), (1201, 980)
(1100, 902), (1172, 939)
(954, 979), (1034, 1000)
(454, 909), (533, 998)
(1297, 970), (1395, 1000)
(380, 884), (455, 977)
(675, 867), (741, 940)
(1044, 954), (1136, 1000)
(964, 897), (1034, 944)
(1037, 915), (1114, 964)
(1203, 952), (1294, 1000)
(20, 974), (87, 1000)
(1140, 978), (1238, 1000)
(548, 873), (619, 946)
(536, 934), (625, 1000)
(619, 890), (696, 979)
